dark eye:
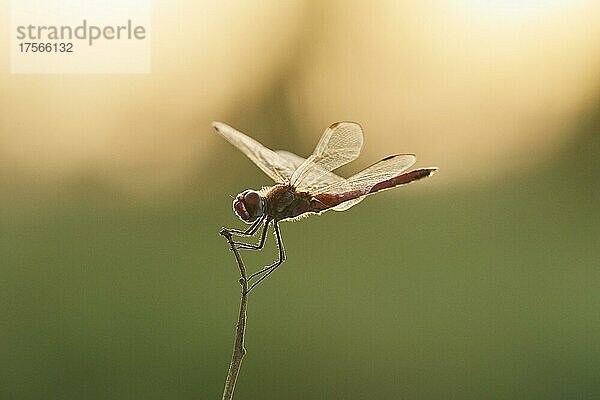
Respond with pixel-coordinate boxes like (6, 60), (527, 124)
(244, 191), (260, 207)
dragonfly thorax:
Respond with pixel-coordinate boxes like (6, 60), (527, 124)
(233, 189), (265, 223)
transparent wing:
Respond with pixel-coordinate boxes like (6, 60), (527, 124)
(213, 122), (296, 183)
(276, 150), (347, 193)
(317, 154), (417, 211)
(318, 154), (416, 195)
(275, 150), (306, 170)
(290, 122), (363, 191)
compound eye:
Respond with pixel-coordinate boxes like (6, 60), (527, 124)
(233, 198), (250, 221)
(243, 191), (260, 208)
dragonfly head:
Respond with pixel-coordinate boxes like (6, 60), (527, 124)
(233, 189), (265, 223)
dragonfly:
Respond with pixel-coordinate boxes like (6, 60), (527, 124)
(214, 121), (437, 292)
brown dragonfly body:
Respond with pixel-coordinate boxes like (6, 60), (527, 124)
(263, 184), (313, 221)
(264, 166), (435, 221)
(215, 121), (437, 291)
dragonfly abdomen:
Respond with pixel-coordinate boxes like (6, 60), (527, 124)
(368, 168), (436, 193)
(311, 168), (437, 212)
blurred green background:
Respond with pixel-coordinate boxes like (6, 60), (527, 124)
(2, 1), (600, 399)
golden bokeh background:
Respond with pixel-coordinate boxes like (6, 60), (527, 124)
(1, 1), (599, 399)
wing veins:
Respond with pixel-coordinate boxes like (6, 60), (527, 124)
(213, 122), (296, 183)
(290, 121), (364, 190)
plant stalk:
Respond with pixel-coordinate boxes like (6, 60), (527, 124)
(220, 229), (249, 400)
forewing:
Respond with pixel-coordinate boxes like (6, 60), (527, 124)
(275, 150), (306, 170)
(290, 122), (363, 190)
(213, 122), (296, 183)
(318, 154), (417, 211)
(276, 150), (347, 193)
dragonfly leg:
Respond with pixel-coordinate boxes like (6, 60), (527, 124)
(247, 221), (286, 292)
(221, 214), (264, 237)
(233, 219), (270, 250)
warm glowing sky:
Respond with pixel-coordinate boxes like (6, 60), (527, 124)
(1, 0), (599, 191)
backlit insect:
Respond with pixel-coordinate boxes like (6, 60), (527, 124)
(214, 121), (437, 291)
